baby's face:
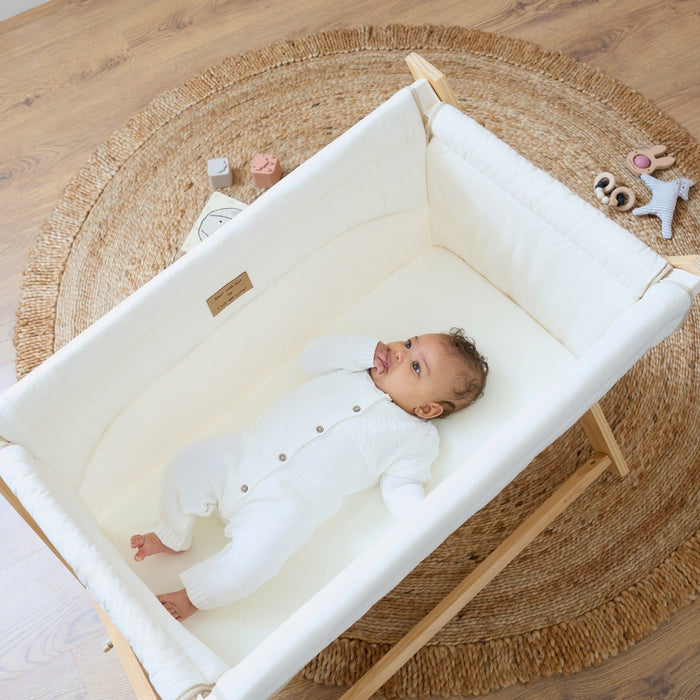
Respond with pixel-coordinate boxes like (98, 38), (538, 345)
(370, 334), (456, 419)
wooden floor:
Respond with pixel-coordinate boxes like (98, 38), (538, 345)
(0, 1), (698, 698)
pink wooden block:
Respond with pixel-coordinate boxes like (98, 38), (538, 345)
(250, 153), (282, 187)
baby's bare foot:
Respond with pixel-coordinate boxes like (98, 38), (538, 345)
(158, 589), (198, 621)
(130, 532), (181, 562)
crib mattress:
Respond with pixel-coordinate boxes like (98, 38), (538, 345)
(94, 244), (573, 668)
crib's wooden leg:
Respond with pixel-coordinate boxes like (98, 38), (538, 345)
(579, 402), (629, 477)
(405, 52), (459, 107)
(92, 600), (160, 700)
(340, 451), (613, 700)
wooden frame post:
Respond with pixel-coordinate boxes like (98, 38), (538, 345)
(0, 472), (160, 699)
(92, 601), (160, 700)
(665, 254), (700, 274)
(405, 52), (459, 107)
(580, 402), (629, 477)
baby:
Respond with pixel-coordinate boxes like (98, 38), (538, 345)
(131, 330), (488, 620)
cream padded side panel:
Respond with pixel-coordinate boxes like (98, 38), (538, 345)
(427, 103), (669, 354)
(0, 87), (429, 489)
(79, 209), (428, 514)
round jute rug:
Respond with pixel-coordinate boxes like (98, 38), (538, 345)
(15, 25), (699, 698)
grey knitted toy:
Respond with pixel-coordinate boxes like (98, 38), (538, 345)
(633, 174), (694, 239)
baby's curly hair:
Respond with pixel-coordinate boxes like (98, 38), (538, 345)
(436, 328), (489, 418)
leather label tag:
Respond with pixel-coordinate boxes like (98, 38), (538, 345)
(207, 271), (253, 316)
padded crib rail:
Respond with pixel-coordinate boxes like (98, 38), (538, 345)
(0, 440), (227, 697)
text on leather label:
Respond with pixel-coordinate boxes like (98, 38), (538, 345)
(206, 271), (253, 316)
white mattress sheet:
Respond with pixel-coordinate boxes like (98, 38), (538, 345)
(99, 245), (576, 670)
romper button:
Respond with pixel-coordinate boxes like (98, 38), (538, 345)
(278, 453), (287, 462)
(240, 484), (248, 493)
(353, 405), (361, 412)
(316, 425), (324, 433)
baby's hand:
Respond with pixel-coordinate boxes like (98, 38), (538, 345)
(373, 341), (390, 374)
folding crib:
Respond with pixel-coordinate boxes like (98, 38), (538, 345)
(1, 56), (698, 700)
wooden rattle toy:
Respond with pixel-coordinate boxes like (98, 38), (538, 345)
(626, 145), (675, 176)
(593, 172), (636, 211)
(250, 153), (282, 188)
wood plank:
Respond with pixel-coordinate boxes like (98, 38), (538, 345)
(72, 637), (139, 700)
(0, 651), (88, 698)
(658, 84), (700, 140)
(0, 544), (100, 677)
(0, 19), (132, 131)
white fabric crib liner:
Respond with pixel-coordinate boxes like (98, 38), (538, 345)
(426, 102), (670, 355)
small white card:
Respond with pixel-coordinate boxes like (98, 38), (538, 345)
(181, 191), (248, 253)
